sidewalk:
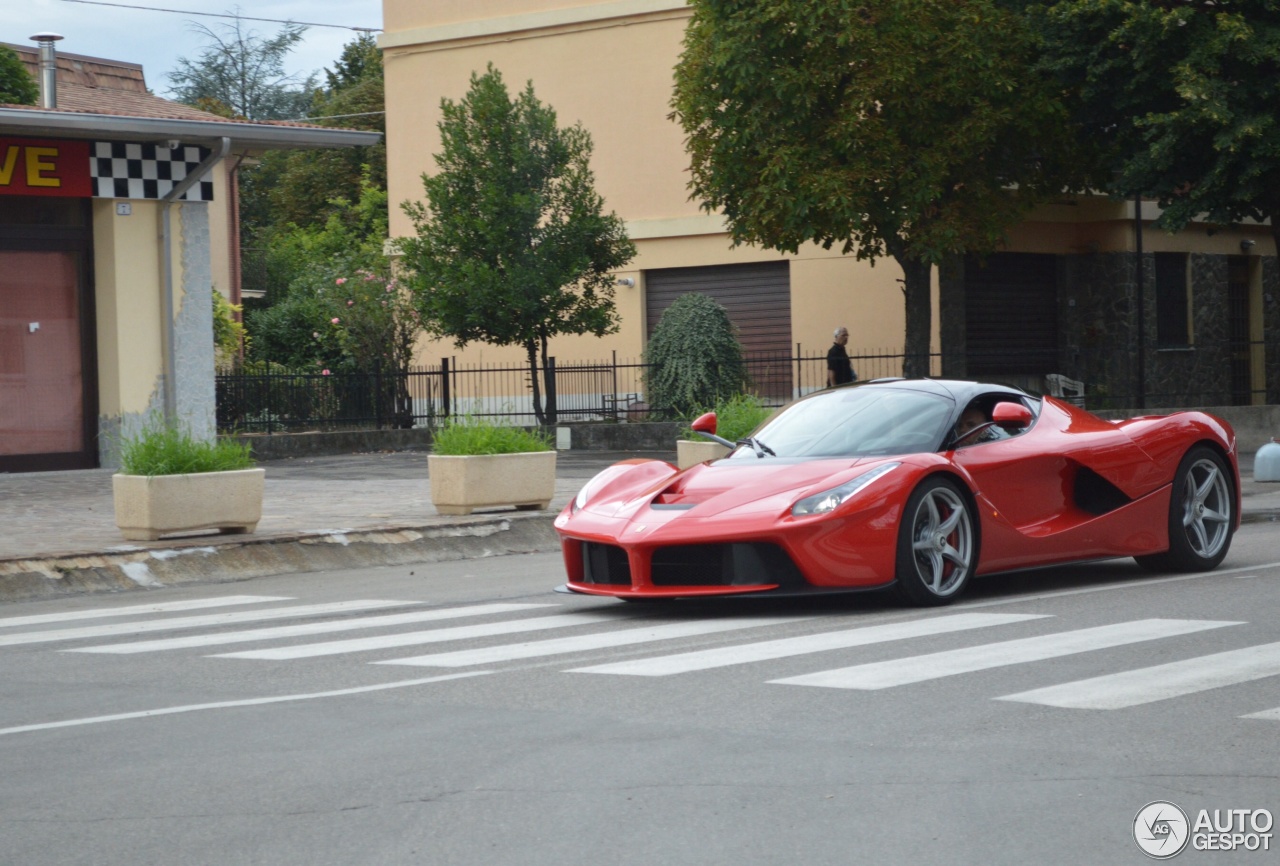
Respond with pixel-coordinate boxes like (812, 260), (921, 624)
(2, 449), (1277, 603)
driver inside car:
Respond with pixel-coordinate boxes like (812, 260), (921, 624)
(952, 405), (1008, 447)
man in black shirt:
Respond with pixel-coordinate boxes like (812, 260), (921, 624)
(826, 326), (855, 386)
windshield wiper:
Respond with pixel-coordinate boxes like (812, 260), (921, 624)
(737, 436), (776, 458)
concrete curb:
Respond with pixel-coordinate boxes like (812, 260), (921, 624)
(0, 515), (559, 603)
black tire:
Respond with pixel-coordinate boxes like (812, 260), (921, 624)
(1135, 446), (1235, 573)
(894, 476), (976, 606)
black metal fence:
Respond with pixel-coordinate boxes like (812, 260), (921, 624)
(216, 338), (1274, 434)
(215, 347), (941, 433)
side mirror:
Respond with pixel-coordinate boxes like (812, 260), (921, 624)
(992, 402), (1033, 429)
(691, 412), (717, 435)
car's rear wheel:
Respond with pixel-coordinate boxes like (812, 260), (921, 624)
(895, 477), (975, 606)
(1136, 446), (1234, 572)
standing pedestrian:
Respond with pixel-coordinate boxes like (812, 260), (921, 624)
(826, 326), (856, 387)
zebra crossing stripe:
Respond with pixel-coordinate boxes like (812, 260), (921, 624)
(997, 639), (1280, 710)
(65, 604), (553, 654)
(213, 612), (621, 660)
(0, 596), (292, 629)
(771, 619), (1239, 690)
(0, 600), (419, 647)
(567, 612), (1050, 677)
(376, 615), (810, 668)
(1241, 706), (1280, 721)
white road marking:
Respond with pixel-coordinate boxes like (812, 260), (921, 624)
(0, 596), (292, 629)
(997, 640), (1280, 709)
(567, 612), (1049, 677)
(214, 612), (621, 660)
(1241, 706), (1280, 720)
(0, 600), (418, 647)
(65, 604), (553, 654)
(0, 672), (492, 737)
(955, 560), (1280, 611)
(771, 619), (1240, 690)
(376, 615), (810, 668)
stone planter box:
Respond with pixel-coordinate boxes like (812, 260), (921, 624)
(676, 439), (731, 470)
(428, 451), (556, 515)
(113, 468), (265, 541)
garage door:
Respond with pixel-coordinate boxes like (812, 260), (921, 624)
(645, 262), (792, 398)
(964, 253), (1058, 377)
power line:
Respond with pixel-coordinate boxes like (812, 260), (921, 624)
(56, 0), (381, 32)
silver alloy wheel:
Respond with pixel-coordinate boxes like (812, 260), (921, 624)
(1180, 457), (1232, 560)
(909, 485), (974, 597)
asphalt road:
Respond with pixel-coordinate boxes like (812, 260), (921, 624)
(2, 524), (1279, 865)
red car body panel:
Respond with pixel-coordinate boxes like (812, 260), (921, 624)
(555, 383), (1240, 600)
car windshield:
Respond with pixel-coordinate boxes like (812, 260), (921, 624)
(726, 386), (954, 460)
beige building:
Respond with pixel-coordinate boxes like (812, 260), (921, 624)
(0, 38), (378, 472)
(380, 1), (1277, 409)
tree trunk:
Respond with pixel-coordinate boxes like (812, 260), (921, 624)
(540, 333), (557, 426)
(893, 252), (934, 379)
(525, 341), (546, 426)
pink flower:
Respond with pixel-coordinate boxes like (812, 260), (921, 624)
(335, 278), (347, 285)
(331, 317), (340, 324)
(347, 300), (354, 306)
(321, 369), (331, 376)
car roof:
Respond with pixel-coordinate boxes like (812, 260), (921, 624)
(839, 377), (1032, 406)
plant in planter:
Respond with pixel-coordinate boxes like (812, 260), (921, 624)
(676, 393), (774, 469)
(428, 416), (556, 515)
(112, 421), (263, 541)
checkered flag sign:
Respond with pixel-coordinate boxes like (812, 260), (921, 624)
(90, 142), (216, 201)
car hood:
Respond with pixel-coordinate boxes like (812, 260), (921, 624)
(589, 456), (883, 519)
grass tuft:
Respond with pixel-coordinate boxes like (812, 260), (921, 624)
(118, 421), (256, 476)
(431, 416), (553, 455)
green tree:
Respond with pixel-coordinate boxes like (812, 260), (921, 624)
(240, 34), (386, 236)
(644, 293), (749, 419)
(1037, 0), (1280, 255)
(167, 13), (314, 120)
(398, 65), (636, 425)
(0, 45), (38, 106)
(671, 0), (1075, 377)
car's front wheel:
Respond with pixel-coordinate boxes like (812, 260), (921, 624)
(1136, 446), (1235, 572)
(895, 476), (976, 606)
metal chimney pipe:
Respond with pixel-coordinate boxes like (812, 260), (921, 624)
(29, 32), (64, 109)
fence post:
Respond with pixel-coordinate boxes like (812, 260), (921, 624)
(374, 360), (384, 429)
(441, 357), (451, 420)
(266, 367), (275, 435)
(546, 356), (558, 426)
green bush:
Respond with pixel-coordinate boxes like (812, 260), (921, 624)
(431, 416), (553, 455)
(683, 393), (774, 443)
(118, 421), (255, 476)
(644, 293), (749, 419)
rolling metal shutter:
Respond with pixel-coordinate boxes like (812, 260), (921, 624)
(964, 253), (1058, 376)
(645, 262), (791, 354)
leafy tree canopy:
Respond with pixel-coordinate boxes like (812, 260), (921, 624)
(240, 34), (386, 235)
(1036, 0), (1280, 253)
(672, 0), (1076, 374)
(167, 13), (314, 120)
(0, 45), (38, 106)
(398, 65), (635, 425)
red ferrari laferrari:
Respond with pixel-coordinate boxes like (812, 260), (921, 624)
(553, 378), (1240, 606)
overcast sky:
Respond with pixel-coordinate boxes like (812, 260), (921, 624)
(4, 0), (383, 102)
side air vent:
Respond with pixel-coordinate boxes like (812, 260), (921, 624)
(1073, 465), (1133, 516)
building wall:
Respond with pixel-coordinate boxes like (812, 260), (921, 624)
(382, 0), (1273, 408)
(382, 0), (926, 371)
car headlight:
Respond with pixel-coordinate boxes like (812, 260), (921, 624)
(791, 463), (900, 516)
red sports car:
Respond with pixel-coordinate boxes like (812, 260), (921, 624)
(553, 378), (1240, 606)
